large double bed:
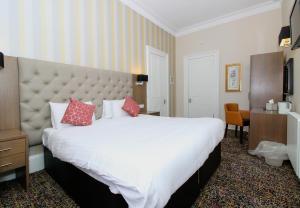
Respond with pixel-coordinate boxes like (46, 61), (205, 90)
(16, 57), (224, 207)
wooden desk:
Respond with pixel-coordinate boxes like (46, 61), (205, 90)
(249, 109), (287, 150)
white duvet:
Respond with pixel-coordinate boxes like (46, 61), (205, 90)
(43, 115), (224, 208)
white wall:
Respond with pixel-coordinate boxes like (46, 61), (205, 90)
(176, 9), (282, 119)
(281, 0), (300, 113)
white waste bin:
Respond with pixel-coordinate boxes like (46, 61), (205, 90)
(248, 141), (289, 167)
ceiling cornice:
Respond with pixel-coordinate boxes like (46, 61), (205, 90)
(119, 0), (282, 38)
(176, 0), (282, 37)
(119, 0), (177, 35)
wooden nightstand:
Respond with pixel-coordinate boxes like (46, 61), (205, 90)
(146, 111), (160, 116)
(0, 129), (29, 190)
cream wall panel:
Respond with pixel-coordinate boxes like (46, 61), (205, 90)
(0, 0), (176, 116)
(176, 9), (281, 118)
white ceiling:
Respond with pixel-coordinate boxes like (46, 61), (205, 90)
(121, 0), (281, 36)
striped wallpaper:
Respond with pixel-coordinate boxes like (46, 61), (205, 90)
(0, 0), (176, 115)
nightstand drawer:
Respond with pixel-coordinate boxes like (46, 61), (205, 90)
(0, 139), (25, 158)
(0, 153), (25, 173)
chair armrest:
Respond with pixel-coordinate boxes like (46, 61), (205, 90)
(240, 110), (250, 120)
(225, 111), (243, 126)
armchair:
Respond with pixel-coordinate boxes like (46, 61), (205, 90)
(224, 103), (250, 144)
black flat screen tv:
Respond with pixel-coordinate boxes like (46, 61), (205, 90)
(284, 58), (294, 95)
(290, 0), (300, 50)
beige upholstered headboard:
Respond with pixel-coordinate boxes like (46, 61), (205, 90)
(18, 58), (132, 146)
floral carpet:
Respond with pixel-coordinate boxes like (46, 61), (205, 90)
(0, 131), (299, 208)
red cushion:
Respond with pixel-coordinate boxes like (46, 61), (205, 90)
(122, 96), (140, 117)
(61, 98), (96, 126)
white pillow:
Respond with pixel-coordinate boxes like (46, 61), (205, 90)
(49, 101), (95, 129)
(102, 99), (129, 118)
(111, 99), (129, 118)
(102, 100), (113, 119)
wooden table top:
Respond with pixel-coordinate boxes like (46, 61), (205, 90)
(251, 108), (287, 116)
(0, 129), (26, 142)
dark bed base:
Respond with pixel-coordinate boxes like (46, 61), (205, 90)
(44, 143), (221, 208)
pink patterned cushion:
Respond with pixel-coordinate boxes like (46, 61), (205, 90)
(61, 98), (96, 126)
(122, 96), (140, 117)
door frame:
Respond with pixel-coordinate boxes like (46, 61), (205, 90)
(183, 50), (220, 118)
(146, 45), (170, 116)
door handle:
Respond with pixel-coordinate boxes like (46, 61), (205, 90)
(188, 98), (192, 103)
(163, 99), (167, 104)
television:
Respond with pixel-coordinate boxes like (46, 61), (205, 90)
(290, 0), (300, 50)
(284, 58), (294, 96)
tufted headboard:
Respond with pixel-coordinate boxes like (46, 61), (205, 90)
(18, 58), (132, 146)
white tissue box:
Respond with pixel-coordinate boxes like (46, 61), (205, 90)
(266, 103), (278, 111)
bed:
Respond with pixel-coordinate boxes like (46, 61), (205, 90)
(43, 115), (224, 208)
(17, 57), (224, 208)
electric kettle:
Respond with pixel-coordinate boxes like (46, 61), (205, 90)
(278, 102), (292, 114)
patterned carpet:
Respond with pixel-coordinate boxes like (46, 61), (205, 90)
(0, 131), (299, 208)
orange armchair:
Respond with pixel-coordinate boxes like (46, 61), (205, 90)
(224, 103), (250, 144)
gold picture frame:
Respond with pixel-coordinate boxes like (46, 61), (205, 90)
(225, 64), (241, 92)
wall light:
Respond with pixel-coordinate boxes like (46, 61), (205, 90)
(0, 52), (4, 69)
(279, 26), (291, 47)
(136, 74), (148, 86)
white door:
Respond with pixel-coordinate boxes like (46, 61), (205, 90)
(184, 51), (219, 118)
(146, 46), (169, 116)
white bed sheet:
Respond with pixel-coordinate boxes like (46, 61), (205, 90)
(43, 115), (224, 208)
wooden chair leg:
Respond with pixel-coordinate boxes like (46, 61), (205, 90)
(240, 126), (244, 144)
(225, 124), (228, 138)
(235, 126), (238, 137)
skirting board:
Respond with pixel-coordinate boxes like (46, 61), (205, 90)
(0, 145), (44, 182)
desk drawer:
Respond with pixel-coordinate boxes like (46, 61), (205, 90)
(0, 153), (25, 173)
(0, 139), (25, 157)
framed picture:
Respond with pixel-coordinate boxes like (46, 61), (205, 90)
(225, 64), (241, 92)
